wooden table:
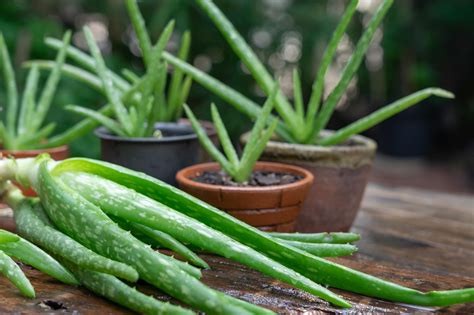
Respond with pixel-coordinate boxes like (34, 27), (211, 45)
(1, 184), (473, 314)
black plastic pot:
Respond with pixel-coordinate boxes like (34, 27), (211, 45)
(95, 123), (201, 186)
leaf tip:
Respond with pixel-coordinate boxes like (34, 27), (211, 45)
(432, 88), (455, 99)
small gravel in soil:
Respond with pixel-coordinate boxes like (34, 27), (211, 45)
(192, 170), (303, 187)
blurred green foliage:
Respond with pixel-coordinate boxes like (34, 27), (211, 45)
(0, 0), (472, 158)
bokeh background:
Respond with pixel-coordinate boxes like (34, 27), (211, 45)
(0, 0), (473, 193)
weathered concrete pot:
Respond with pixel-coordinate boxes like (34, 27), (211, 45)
(241, 131), (377, 232)
(176, 161), (314, 232)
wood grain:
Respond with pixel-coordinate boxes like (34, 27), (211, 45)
(0, 184), (473, 314)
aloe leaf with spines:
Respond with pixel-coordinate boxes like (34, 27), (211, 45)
(64, 262), (195, 315)
(4, 189), (139, 282)
(268, 232), (361, 244)
(171, 0), (454, 147)
(184, 85), (279, 183)
(0, 228), (78, 297)
(128, 223), (209, 269)
(279, 241), (358, 257)
(0, 235), (79, 286)
(108, 215), (203, 278)
(0, 250), (35, 298)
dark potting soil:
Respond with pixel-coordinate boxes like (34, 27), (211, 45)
(192, 170), (303, 187)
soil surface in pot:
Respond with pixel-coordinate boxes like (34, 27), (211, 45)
(192, 170), (303, 187)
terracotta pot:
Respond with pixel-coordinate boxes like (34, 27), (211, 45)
(241, 131), (377, 232)
(176, 161), (314, 232)
(0, 145), (69, 196)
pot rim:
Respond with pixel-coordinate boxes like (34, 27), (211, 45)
(241, 130), (377, 154)
(95, 122), (198, 143)
(0, 144), (69, 156)
(178, 118), (217, 137)
(176, 161), (314, 192)
(240, 130), (376, 168)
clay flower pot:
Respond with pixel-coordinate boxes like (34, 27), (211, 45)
(241, 131), (377, 233)
(0, 145), (69, 196)
(176, 161), (314, 232)
(96, 121), (217, 186)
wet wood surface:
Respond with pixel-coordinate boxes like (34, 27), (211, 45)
(1, 184), (473, 314)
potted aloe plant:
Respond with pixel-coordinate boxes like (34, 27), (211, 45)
(0, 31), (92, 194)
(28, 0), (216, 185)
(176, 87), (314, 232)
(165, 0), (454, 232)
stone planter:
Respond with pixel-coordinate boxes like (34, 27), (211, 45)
(241, 131), (377, 232)
(176, 161), (314, 232)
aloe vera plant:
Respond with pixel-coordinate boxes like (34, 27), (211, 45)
(184, 86), (279, 183)
(0, 155), (472, 313)
(27, 0), (192, 138)
(162, 0), (454, 145)
(0, 31), (88, 150)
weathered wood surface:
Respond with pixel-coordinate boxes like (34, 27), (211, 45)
(0, 184), (473, 314)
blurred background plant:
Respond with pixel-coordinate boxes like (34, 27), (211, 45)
(0, 0), (472, 191)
